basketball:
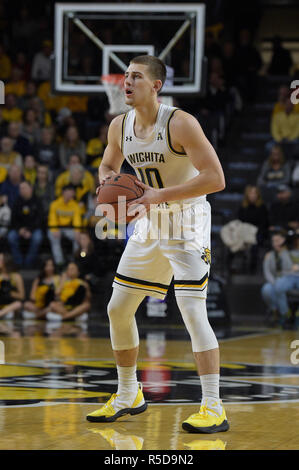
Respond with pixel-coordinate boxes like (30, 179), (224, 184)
(97, 173), (144, 223)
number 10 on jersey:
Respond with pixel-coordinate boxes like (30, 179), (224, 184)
(136, 167), (164, 188)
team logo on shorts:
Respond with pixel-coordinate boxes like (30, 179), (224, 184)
(201, 248), (211, 265)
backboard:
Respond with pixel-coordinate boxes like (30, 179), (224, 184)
(53, 3), (206, 95)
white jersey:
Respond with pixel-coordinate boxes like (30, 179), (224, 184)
(112, 104), (212, 298)
(121, 103), (206, 207)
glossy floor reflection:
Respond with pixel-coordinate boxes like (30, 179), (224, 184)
(0, 319), (298, 450)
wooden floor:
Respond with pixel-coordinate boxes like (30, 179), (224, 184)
(0, 320), (298, 450)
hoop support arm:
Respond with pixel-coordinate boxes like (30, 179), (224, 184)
(72, 16), (127, 72)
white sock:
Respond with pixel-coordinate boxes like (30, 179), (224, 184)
(114, 365), (139, 410)
(200, 374), (222, 413)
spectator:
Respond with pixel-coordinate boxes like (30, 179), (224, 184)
(58, 125), (86, 169)
(67, 164), (95, 218)
(33, 127), (59, 170)
(7, 181), (43, 268)
(257, 145), (291, 200)
(268, 185), (299, 232)
(55, 154), (94, 197)
(33, 164), (54, 226)
(13, 51), (31, 82)
(20, 108), (42, 144)
(60, 94), (88, 114)
(0, 194), (11, 240)
(0, 108), (7, 137)
(200, 72), (231, 115)
(29, 96), (52, 127)
(12, 6), (37, 53)
(86, 124), (108, 168)
(23, 155), (37, 186)
(84, 193), (100, 228)
(272, 84), (297, 115)
(4, 66), (26, 97)
(261, 231), (291, 325)
(7, 121), (32, 157)
(238, 185), (269, 272)
(23, 257), (60, 319)
(268, 36), (293, 76)
(74, 231), (102, 289)
(48, 184), (82, 266)
(204, 31), (223, 61)
(37, 80), (59, 114)
(44, 261), (91, 321)
(0, 252), (24, 319)
(235, 28), (262, 101)
(55, 107), (76, 140)
(271, 98), (299, 144)
(0, 43), (11, 80)
(2, 93), (23, 122)
(291, 161), (299, 187)
(238, 185), (269, 240)
(0, 136), (22, 169)
(197, 72), (231, 144)
(222, 40), (239, 89)
(0, 164), (22, 208)
(274, 233), (299, 327)
(18, 81), (40, 111)
(31, 40), (52, 81)
(0, 165), (7, 183)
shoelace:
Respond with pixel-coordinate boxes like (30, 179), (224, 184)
(190, 404), (220, 419)
(200, 404), (220, 417)
(103, 393), (119, 409)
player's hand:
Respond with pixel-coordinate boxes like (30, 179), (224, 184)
(97, 171), (118, 192)
(127, 180), (163, 215)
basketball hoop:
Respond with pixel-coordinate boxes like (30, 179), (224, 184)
(101, 74), (132, 116)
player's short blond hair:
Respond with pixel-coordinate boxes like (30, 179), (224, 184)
(130, 55), (166, 93)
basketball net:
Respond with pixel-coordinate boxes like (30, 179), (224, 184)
(101, 73), (174, 116)
(101, 74), (131, 115)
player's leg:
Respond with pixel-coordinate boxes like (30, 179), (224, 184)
(175, 295), (228, 433)
(164, 202), (229, 433)
(86, 288), (147, 422)
(86, 236), (172, 423)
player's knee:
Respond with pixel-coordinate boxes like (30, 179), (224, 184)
(176, 295), (218, 352)
(176, 299), (198, 329)
(107, 298), (120, 324)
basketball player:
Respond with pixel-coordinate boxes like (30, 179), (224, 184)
(86, 56), (229, 433)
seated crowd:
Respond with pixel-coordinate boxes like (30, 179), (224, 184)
(0, 252), (91, 321)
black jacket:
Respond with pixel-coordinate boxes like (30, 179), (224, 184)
(11, 195), (43, 231)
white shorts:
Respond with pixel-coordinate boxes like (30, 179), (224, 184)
(112, 200), (211, 299)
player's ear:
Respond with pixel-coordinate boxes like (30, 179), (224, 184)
(153, 79), (162, 94)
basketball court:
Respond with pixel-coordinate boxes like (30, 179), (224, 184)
(0, 2), (298, 453)
(0, 320), (298, 450)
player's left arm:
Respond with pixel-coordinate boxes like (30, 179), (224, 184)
(133, 110), (225, 205)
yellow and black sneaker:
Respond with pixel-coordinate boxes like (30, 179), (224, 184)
(86, 384), (147, 423)
(182, 401), (229, 434)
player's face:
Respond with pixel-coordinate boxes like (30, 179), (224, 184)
(124, 63), (158, 105)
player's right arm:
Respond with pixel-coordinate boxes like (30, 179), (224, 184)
(98, 114), (125, 186)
